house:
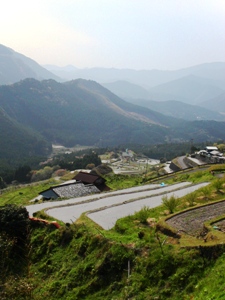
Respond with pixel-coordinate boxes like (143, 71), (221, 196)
(198, 150), (208, 157)
(73, 171), (110, 192)
(121, 149), (134, 162)
(210, 150), (222, 157)
(205, 146), (218, 153)
(39, 181), (100, 200)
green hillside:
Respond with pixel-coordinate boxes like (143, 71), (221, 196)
(1, 169), (225, 299)
(0, 78), (174, 148)
(0, 108), (51, 163)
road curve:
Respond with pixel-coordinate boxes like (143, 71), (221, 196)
(26, 182), (209, 229)
(88, 182), (209, 229)
(44, 182), (191, 224)
(26, 183), (164, 216)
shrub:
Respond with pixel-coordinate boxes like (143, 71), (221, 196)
(201, 186), (211, 201)
(162, 194), (179, 214)
(213, 179), (224, 193)
(0, 204), (30, 243)
(135, 206), (151, 224)
(186, 192), (196, 207)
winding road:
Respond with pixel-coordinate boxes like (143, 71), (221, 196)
(26, 181), (209, 229)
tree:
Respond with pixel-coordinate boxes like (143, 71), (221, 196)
(14, 165), (31, 183)
(0, 205), (30, 283)
(0, 176), (6, 189)
(86, 163), (95, 170)
(0, 204), (30, 245)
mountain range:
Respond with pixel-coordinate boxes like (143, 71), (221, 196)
(1, 77), (225, 164)
(0, 44), (60, 84)
(44, 62), (225, 89)
(0, 43), (225, 166)
(1, 43), (224, 116)
(45, 62), (225, 111)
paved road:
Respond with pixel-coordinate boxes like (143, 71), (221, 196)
(26, 183), (163, 215)
(44, 182), (191, 224)
(26, 181), (209, 229)
(88, 182), (209, 229)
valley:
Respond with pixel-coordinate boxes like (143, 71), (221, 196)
(1, 43), (225, 299)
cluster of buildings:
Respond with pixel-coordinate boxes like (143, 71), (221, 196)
(197, 146), (225, 164)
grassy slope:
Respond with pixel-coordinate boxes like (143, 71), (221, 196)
(1, 167), (225, 299)
(0, 179), (59, 206)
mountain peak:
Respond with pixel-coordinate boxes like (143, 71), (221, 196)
(0, 44), (61, 85)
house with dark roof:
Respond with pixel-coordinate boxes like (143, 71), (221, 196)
(73, 171), (110, 192)
(39, 181), (100, 200)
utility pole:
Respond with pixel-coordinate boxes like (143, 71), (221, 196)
(128, 260), (131, 277)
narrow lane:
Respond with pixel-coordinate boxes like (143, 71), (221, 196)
(26, 182), (177, 216)
(45, 182), (190, 223)
(88, 182), (209, 229)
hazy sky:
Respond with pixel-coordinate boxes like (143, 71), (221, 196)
(1, 0), (224, 70)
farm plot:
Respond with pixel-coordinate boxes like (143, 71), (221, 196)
(166, 200), (225, 236)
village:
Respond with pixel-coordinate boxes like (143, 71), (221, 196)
(33, 145), (225, 202)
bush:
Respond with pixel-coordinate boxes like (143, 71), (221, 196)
(0, 204), (30, 243)
(162, 194), (179, 214)
(135, 206), (151, 224)
(213, 179), (224, 193)
(201, 186), (211, 201)
(186, 192), (196, 207)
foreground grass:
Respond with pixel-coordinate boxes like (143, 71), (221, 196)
(1, 165), (225, 299)
(2, 208), (225, 300)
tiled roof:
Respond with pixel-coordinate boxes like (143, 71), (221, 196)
(74, 172), (101, 184)
(52, 182), (100, 198)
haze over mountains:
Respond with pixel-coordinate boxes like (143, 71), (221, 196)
(0, 43), (225, 165)
(0, 44), (60, 84)
(1, 43), (224, 117)
(45, 61), (225, 120)
(45, 62), (225, 111)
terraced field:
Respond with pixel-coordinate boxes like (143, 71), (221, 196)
(166, 200), (225, 236)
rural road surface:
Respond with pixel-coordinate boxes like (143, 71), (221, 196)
(26, 181), (208, 229)
(87, 182), (209, 229)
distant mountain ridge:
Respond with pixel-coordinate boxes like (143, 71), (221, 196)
(45, 61), (225, 113)
(146, 75), (224, 105)
(0, 43), (224, 114)
(0, 44), (61, 85)
(1, 78), (225, 166)
(125, 99), (225, 122)
(45, 61), (225, 90)
(0, 44), (225, 166)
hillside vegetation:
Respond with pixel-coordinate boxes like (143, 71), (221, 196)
(1, 78), (225, 169)
(1, 167), (225, 299)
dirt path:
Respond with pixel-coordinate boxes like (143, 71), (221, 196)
(166, 200), (225, 236)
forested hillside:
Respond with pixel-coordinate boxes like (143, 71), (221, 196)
(1, 78), (225, 170)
